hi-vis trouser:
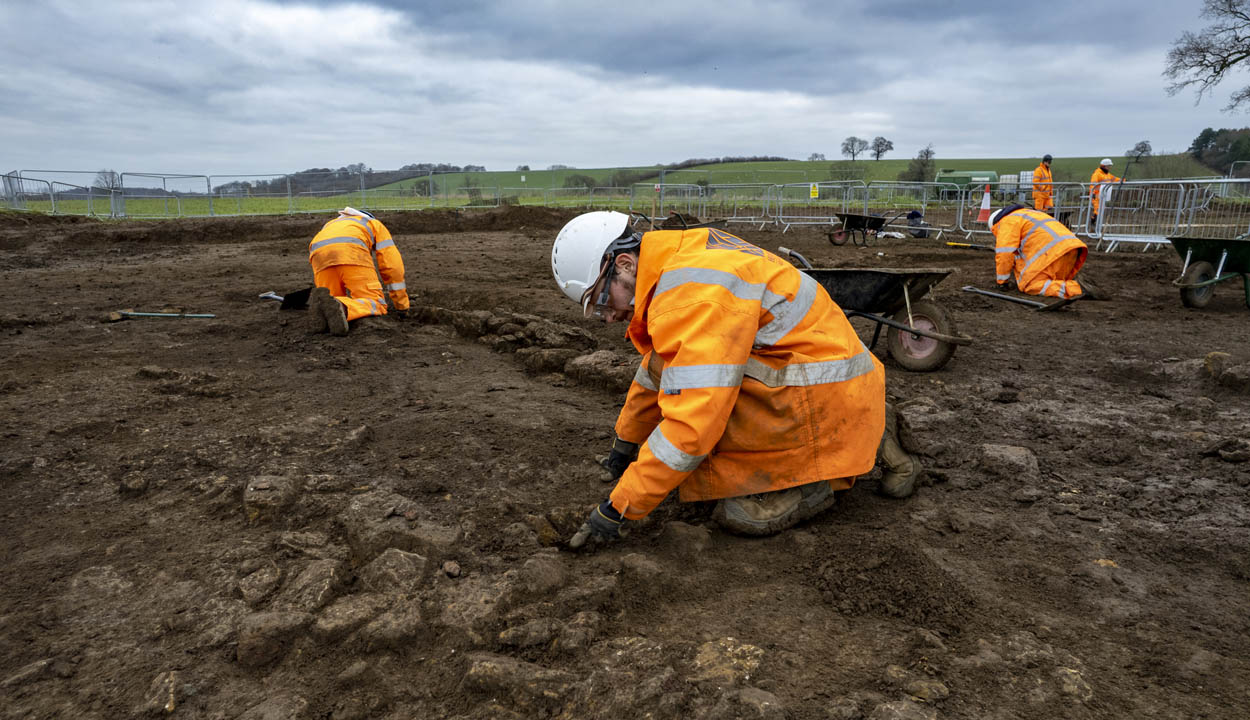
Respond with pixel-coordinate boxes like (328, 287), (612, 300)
(313, 265), (392, 321)
(1019, 249), (1084, 299)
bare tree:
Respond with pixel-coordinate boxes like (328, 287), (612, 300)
(897, 144), (936, 182)
(840, 136), (869, 161)
(870, 136), (894, 161)
(807, 152), (827, 162)
(93, 169), (120, 190)
(1126, 141), (1153, 160)
(1165, 0), (1250, 110)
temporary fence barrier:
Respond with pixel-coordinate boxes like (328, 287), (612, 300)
(12, 165), (1240, 255)
(589, 186), (632, 211)
(705, 184), (774, 228)
(2, 174), (54, 212)
(774, 181), (866, 231)
(861, 182), (963, 238)
(1094, 178), (1250, 250)
(633, 183), (704, 218)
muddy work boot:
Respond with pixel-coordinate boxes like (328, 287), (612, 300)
(310, 286), (349, 336)
(878, 402), (920, 499)
(712, 480), (837, 537)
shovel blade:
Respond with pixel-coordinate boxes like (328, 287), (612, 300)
(1037, 295), (1083, 312)
(280, 286), (313, 310)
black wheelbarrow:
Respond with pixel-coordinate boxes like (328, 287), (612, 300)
(827, 211), (905, 247)
(779, 247), (972, 371)
(1169, 235), (1250, 309)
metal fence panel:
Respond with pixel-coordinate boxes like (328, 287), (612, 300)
(208, 174), (293, 216)
(862, 182), (963, 237)
(705, 184), (774, 228)
(1093, 178), (1250, 249)
(118, 173), (210, 218)
(2, 174), (53, 211)
(774, 181), (865, 231)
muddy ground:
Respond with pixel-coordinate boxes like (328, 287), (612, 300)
(0, 206), (1247, 720)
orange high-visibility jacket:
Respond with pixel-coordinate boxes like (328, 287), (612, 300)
(1089, 167), (1120, 213)
(609, 228), (886, 520)
(1032, 163), (1053, 211)
(308, 215), (409, 310)
(992, 206), (1087, 290)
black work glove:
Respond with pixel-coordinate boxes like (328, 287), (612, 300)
(597, 438), (639, 482)
(569, 499), (627, 549)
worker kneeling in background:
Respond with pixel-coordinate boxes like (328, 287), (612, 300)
(988, 205), (1106, 300)
(307, 207), (409, 336)
(551, 211), (920, 548)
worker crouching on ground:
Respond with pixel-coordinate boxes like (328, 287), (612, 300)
(551, 211), (920, 548)
(989, 205), (1106, 300)
(307, 207), (409, 336)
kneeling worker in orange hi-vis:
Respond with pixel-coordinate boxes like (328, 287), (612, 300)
(552, 212), (921, 549)
(988, 204), (1105, 300)
(307, 207), (410, 336)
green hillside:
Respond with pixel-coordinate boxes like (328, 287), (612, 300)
(374, 155), (1216, 192)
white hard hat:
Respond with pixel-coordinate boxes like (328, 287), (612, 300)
(1100, 158), (1113, 167)
(987, 207), (1005, 230)
(551, 211), (631, 309)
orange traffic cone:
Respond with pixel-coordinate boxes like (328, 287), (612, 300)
(975, 184), (992, 223)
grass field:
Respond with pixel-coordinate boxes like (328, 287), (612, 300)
(9, 154), (1220, 218)
(371, 154), (1217, 192)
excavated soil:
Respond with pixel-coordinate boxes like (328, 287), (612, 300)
(1, 207), (1248, 719)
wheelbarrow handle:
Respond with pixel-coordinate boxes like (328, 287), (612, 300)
(777, 246), (814, 269)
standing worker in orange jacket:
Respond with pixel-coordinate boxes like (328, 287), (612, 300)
(989, 204), (1105, 299)
(1032, 154), (1054, 214)
(551, 211), (919, 545)
(307, 207), (409, 336)
(1088, 158), (1120, 231)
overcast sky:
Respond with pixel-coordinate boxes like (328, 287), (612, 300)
(0, 0), (1241, 178)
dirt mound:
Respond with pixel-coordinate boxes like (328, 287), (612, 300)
(808, 532), (977, 633)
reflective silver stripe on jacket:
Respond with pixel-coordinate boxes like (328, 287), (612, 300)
(1017, 214), (1074, 271)
(384, 282), (406, 291)
(654, 266), (821, 349)
(310, 236), (370, 253)
(743, 347), (876, 387)
(375, 238), (395, 251)
(996, 272), (1012, 282)
(341, 216), (375, 241)
(647, 425), (706, 472)
(660, 363), (745, 391)
(633, 362), (658, 391)
(995, 246), (1016, 254)
(755, 273), (818, 347)
(655, 267), (767, 303)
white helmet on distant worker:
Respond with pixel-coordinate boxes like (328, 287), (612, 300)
(1100, 158), (1113, 167)
(551, 211), (632, 310)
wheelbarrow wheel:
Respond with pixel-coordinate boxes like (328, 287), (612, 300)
(828, 229), (849, 246)
(886, 300), (957, 372)
(1179, 260), (1216, 308)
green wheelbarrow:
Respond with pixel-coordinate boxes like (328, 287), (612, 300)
(1169, 236), (1250, 309)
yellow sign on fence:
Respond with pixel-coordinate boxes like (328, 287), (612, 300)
(809, 183), (818, 199)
